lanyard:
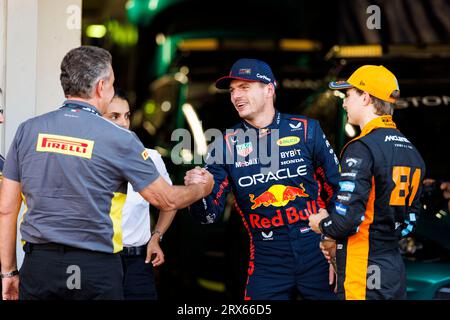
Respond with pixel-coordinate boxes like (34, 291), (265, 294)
(60, 101), (101, 116)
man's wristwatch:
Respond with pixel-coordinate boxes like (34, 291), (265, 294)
(1, 270), (19, 279)
(151, 230), (163, 242)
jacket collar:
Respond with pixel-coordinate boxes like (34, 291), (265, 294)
(61, 99), (101, 116)
(241, 110), (281, 137)
(340, 115), (397, 157)
(359, 115), (397, 138)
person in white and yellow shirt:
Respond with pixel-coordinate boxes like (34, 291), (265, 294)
(104, 89), (176, 300)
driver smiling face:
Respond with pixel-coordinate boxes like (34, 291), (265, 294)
(229, 80), (272, 124)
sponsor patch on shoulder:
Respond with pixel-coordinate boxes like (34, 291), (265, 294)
(141, 150), (149, 160)
(344, 157), (362, 168)
(289, 122), (302, 130)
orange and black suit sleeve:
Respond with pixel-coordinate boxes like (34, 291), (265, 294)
(319, 141), (374, 240)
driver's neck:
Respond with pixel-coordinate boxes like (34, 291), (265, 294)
(246, 107), (276, 129)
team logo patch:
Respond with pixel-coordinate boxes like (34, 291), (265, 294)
(337, 193), (352, 202)
(238, 68), (251, 75)
(235, 158), (259, 168)
(289, 123), (302, 130)
(381, 116), (396, 128)
(277, 136), (300, 147)
(236, 142), (253, 157)
(141, 150), (150, 160)
(341, 171), (357, 179)
(339, 181), (356, 193)
(300, 227), (311, 234)
(36, 134), (94, 159)
(249, 184), (309, 210)
(335, 202), (348, 216)
(345, 157), (362, 168)
(261, 231), (273, 240)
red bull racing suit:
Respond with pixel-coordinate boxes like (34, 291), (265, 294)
(189, 111), (340, 299)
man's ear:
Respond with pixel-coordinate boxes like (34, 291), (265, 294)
(95, 78), (104, 98)
(266, 83), (275, 98)
(362, 91), (372, 106)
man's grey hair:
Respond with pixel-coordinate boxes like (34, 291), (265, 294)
(60, 46), (112, 99)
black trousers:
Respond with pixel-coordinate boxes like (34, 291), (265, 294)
(19, 243), (124, 300)
(121, 245), (157, 300)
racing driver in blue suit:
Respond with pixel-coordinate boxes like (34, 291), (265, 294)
(184, 58), (340, 300)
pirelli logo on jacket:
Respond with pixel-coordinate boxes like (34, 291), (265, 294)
(36, 134), (94, 159)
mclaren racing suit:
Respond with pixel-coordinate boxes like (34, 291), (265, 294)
(319, 116), (426, 300)
(189, 111), (340, 300)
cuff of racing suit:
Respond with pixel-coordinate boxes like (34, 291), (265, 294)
(318, 218), (329, 237)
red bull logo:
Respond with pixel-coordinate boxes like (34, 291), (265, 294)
(249, 184), (309, 210)
(249, 202), (318, 229)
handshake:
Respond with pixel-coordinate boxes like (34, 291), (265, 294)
(308, 208), (336, 262)
(184, 166), (214, 189)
